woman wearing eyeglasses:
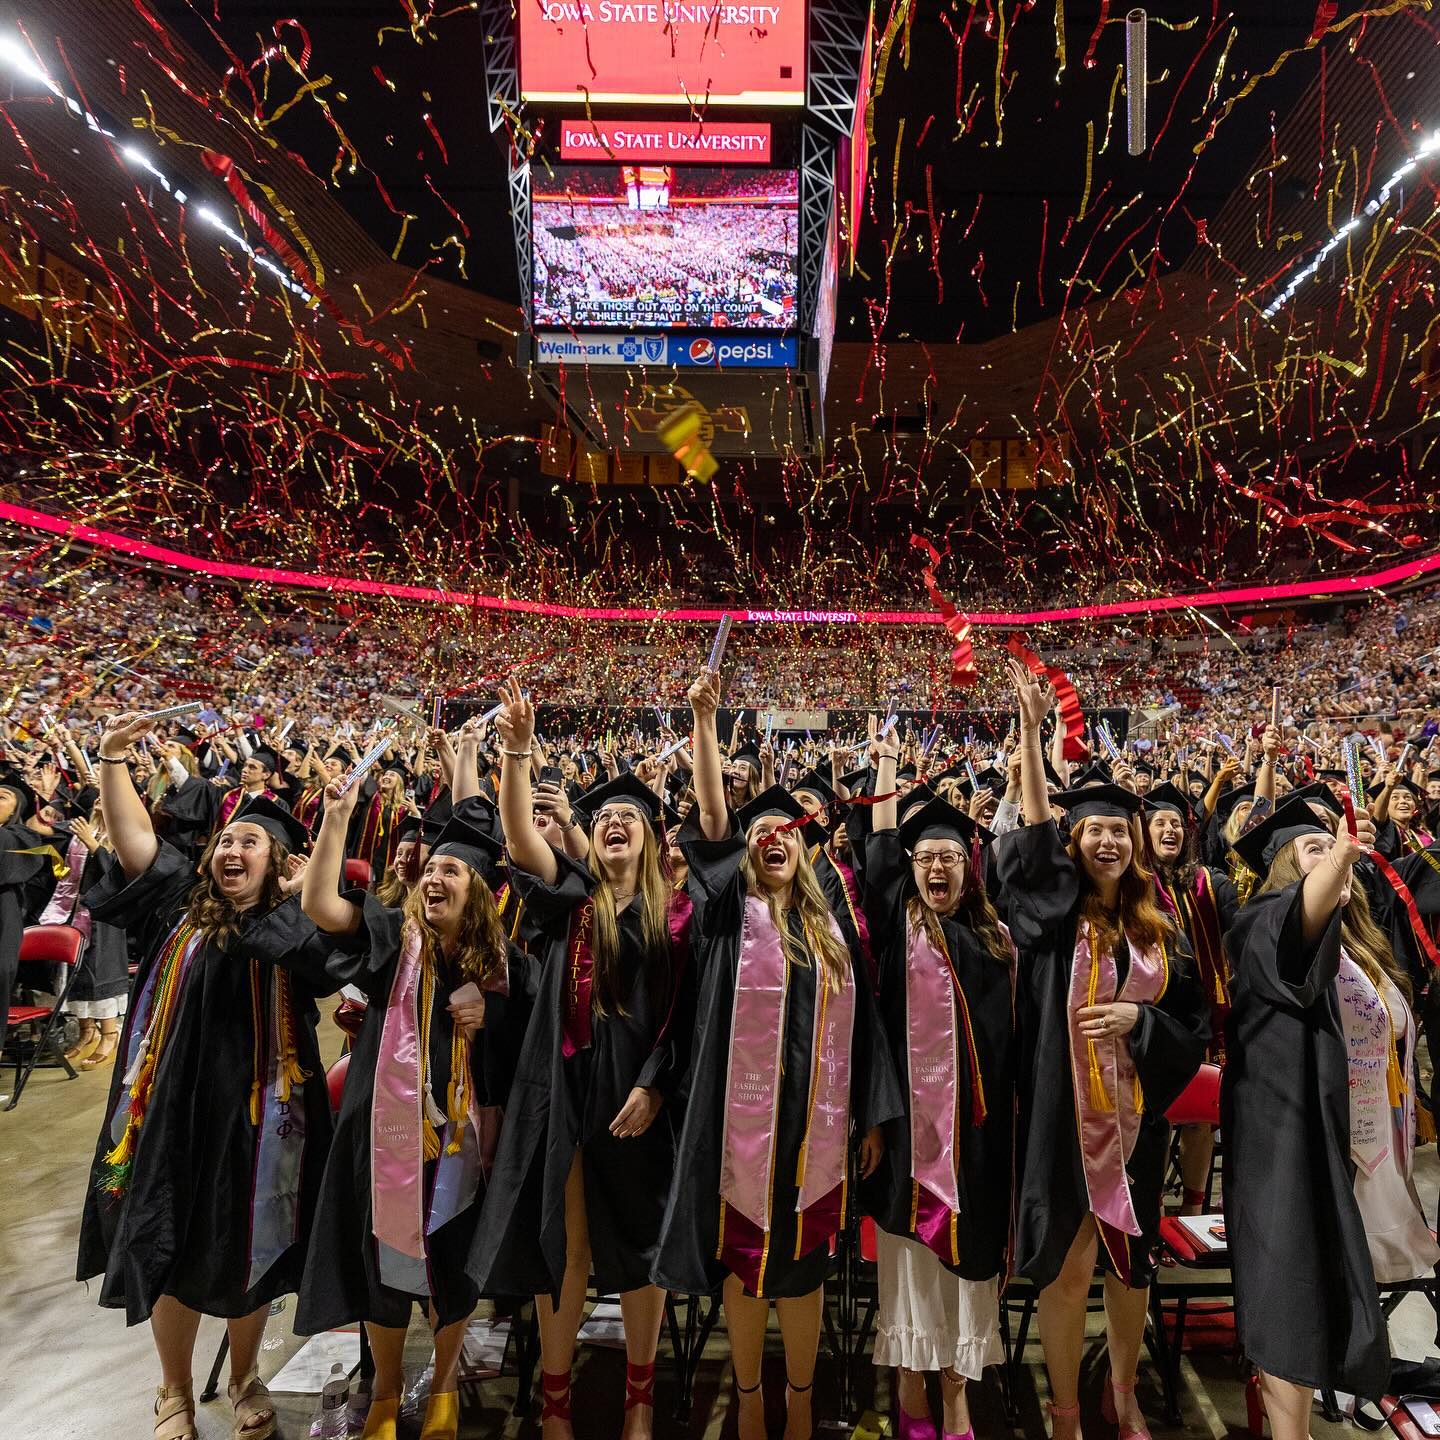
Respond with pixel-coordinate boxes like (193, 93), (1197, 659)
(858, 723), (1016, 1440)
(656, 669), (901, 1440)
(470, 679), (695, 1440)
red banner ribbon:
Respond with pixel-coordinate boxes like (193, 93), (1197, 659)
(1343, 789), (1440, 971)
(1004, 637), (1087, 763)
(909, 536), (977, 688)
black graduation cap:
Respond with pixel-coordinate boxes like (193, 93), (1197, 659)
(898, 785), (938, 824)
(1285, 781), (1344, 818)
(896, 764), (918, 783)
(430, 813), (505, 881)
(1317, 768), (1349, 783)
(1134, 761), (1156, 777)
(452, 793), (504, 848)
(1228, 796), (1332, 876)
(730, 743), (763, 772)
(1070, 763), (1114, 789)
(231, 794), (310, 854)
(1183, 770), (1206, 789)
(1391, 775), (1426, 801)
(0, 767), (37, 822)
(790, 768), (835, 807)
(974, 766), (1005, 792)
(1052, 783), (1145, 822)
(838, 766), (872, 794)
(736, 784), (810, 834)
(1043, 759), (1065, 789)
(926, 762), (968, 788)
(246, 745), (281, 777)
(897, 796), (981, 852)
(173, 723), (201, 747)
(1143, 782), (1194, 824)
(1214, 782), (1256, 819)
(572, 772), (664, 830)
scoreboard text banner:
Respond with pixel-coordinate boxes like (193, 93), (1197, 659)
(519, 1), (807, 106)
(559, 120), (773, 164)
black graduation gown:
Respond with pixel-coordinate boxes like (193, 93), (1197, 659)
(20, 838), (129, 1006)
(655, 830), (903, 1299)
(992, 822), (1209, 1289)
(151, 775), (219, 862)
(469, 850), (695, 1299)
(75, 845), (335, 1324)
(287, 892), (536, 1330)
(813, 844), (876, 992)
(858, 830), (1015, 1281)
(1, 819), (61, 1035)
(1221, 883), (1391, 1399)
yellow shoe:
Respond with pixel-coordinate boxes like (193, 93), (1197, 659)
(360, 1395), (400, 1440)
(419, 1390), (461, 1440)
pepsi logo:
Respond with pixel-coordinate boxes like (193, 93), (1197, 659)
(687, 338), (716, 364)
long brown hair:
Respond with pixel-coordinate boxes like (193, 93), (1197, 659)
(1065, 815), (1174, 955)
(183, 830), (288, 947)
(907, 886), (1013, 968)
(1257, 838), (1410, 1001)
(400, 867), (508, 989)
(741, 826), (850, 993)
(587, 823), (673, 1015)
(374, 865), (408, 907)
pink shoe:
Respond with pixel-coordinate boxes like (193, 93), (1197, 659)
(1102, 1376), (1151, 1440)
(896, 1403), (939, 1440)
(1048, 1400), (1081, 1440)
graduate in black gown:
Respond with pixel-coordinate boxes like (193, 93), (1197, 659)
(471, 679), (694, 1440)
(75, 713), (333, 1440)
(1224, 799), (1440, 1437)
(0, 769), (58, 1036)
(992, 661), (1207, 1440)
(298, 781), (534, 1440)
(1143, 780), (1241, 1214)
(859, 717), (1016, 1440)
(792, 765), (875, 989)
(657, 668), (902, 1440)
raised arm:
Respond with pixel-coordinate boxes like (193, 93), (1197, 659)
(300, 780), (363, 935)
(1008, 657), (1055, 826)
(495, 677), (559, 885)
(451, 718), (482, 803)
(96, 713), (161, 879)
(871, 715), (900, 833)
(1301, 810), (1375, 945)
(687, 668), (729, 841)
(1255, 723), (1280, 810)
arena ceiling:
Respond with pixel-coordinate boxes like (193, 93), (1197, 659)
(0, 0), (1436, 607)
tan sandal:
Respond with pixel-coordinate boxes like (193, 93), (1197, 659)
(65, 1025), (100, 1063)
(228, 1365), (277, 1440)
(154, 1381), (197, 1440)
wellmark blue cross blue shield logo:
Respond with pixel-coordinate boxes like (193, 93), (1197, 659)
(616, 335), (644, 362)
(643, 336), (666, 362)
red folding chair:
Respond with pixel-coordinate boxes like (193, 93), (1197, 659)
(5, 923), (87, 1110)
(343, 858), (374, 891)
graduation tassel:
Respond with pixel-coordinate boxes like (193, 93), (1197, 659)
(445, 1024), (469, 1156)
(1418, 1096), (1437, 1145)
(249, 959), (265, 1125)
(1133, 1072), (1145, 1116)
(1387, 1024), (1407, 1110)
(1084, 933), (1113, 1111)
(418, 951), (442, 1161)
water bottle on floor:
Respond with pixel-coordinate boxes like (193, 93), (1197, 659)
(309, 1362), (349, 1439)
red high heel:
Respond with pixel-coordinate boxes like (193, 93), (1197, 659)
(625, 1361), (656, 1414)
(541, 1370), (572, 1425)
(1246, 1372), (1267, 1438)
(1102, 1376), (1151, 1440)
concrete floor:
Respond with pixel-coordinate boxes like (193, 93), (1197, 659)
(3, 1031), (1437, 1440)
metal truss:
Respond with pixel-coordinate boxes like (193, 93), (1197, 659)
(807, 0), (870, 138)
(477, 0), (521, 136)
(798, 122), (836, 333)
(508, 153), (533, 327)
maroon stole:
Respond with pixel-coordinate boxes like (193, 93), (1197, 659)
(358, 794), (404, 874)
(218, 786), (275, 830)
(1157, 868), (1227, 1058)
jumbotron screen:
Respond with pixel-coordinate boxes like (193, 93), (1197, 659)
(518, 0), (807, 106)
(532, 165), (800, 331)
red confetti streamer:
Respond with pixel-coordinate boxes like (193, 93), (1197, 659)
(909, 535), (977, 687)
(1004, 636), (1087, 764)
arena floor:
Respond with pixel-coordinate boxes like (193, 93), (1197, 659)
(3, 1020), (1436, 1440)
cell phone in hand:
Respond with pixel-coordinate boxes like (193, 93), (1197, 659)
(538, 766), (564, 787)
(1404, 1401), (1440, 1438)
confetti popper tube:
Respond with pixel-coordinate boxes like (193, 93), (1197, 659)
(706, 614), (733, 671)
(432, 695), (443, 728)
(479, 700), (505, 724)
(138, 700), (205, 723)
(763, 713), (775, 746)
(1270, 687), (1281, 729)
(275, 718), (296, 747)
(337, 727), (398, 796)
(1397, 742), (1413, 775)
(1214, 733), (1239, 760)
(1097, 721), (1122, 761)
(965, 760), (981, 792)
(1343, 737), (1367, 809)
(878, 699), (899, 740)
(656, 736), (689, 763)
(1369, 734), (1389, 767)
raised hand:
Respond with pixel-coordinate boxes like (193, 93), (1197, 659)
(98, 711), (157, 759)
(493, 676), (536, 754)
(687, 669), (721, 723)
(1007, 657), (1054, 731)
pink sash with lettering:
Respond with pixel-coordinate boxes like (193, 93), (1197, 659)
(1066, 922), (1168, 1285)
(1336, 954), (1399, 1178)
(719, 895), (856, 1294)
(39, 834), (91, 941)
(905, 920), (962, 1260)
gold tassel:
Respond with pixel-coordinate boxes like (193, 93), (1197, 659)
(1387, 1037), (1407, 1109)
(1133, 1072), (1145, 1115)
(1088, 1041), (1113, 1111)
(1418, 1097), (1437, 1145)
(445, 1023), (468, 1156)
(423, 1115), (442, 1161)
(103, 1118), (136, 1169)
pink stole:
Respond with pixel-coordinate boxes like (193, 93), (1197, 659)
(370, 922), (504, 1294)
(1066, 922), (1168, 1285)
(718, 895), (856, 1295)
(1336, 955), (1407, 1178)
(39, 834), (92, 941)
(905, 919), (963, 1263)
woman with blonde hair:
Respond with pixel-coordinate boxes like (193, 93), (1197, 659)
(994, 660), (1208, 1440)
(77, 713), (331, 1440)
(1224, 797), (1439, 1439)
(299, 783), (532, 1440)
(656, 668), (900, 1440)
(471, 679), (695, 1440)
